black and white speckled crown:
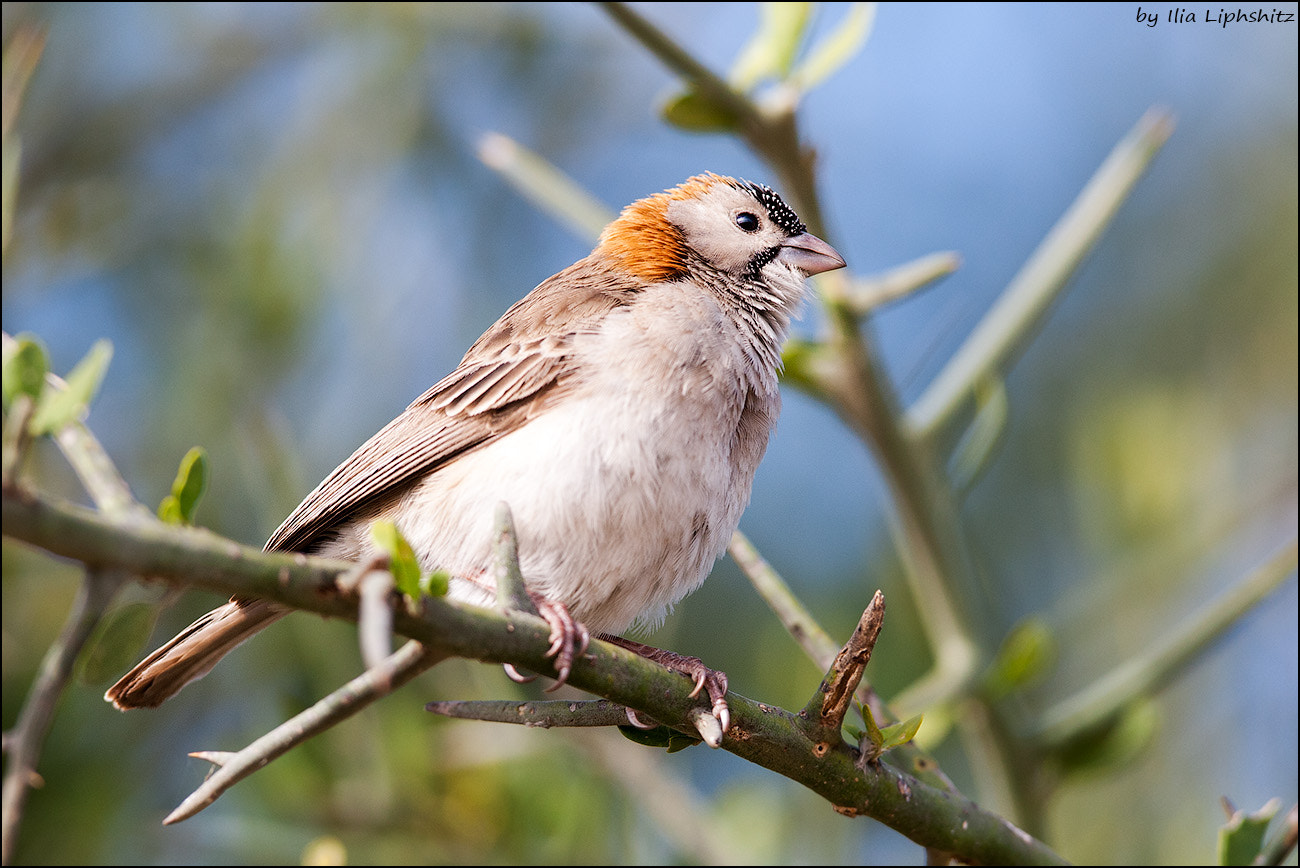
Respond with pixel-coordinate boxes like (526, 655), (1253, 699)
(732, 179), (807, 237)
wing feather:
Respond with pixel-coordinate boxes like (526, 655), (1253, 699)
(264, 258), (641, 554)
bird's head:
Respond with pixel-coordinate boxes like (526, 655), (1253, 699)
(595, 173), (844, 286)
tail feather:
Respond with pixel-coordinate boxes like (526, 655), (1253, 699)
(105, 597), (289, 710)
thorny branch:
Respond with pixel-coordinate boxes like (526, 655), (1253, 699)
(2, 485), (1068, 864)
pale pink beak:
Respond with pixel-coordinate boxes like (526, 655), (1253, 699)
(778, 232), (846, 275)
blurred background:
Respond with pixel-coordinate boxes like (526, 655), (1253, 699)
(2, 2), (1295, 864)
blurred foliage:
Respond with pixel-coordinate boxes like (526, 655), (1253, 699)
(2, 2), (1296, 865)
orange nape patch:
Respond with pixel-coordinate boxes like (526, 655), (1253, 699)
(595, 173), (737, 284)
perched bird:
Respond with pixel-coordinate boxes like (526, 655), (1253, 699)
(105, 173), (845, 729)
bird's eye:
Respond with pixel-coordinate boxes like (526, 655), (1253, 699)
(734, 211), (760, 232)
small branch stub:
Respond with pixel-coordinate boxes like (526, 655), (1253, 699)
(823, 591), (885, 728)
(492, 501), (535, 615)
(804, 591), (886, 749)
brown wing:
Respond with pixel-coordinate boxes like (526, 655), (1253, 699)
(264, 257), (642, 554)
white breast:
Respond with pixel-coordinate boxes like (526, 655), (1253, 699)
(324, 287), (780, 635)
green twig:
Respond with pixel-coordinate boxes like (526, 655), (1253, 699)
(1036, 539), (1298, 748)
(847, 251), (962, 315)
(477, 132), (613, 242)
(597, 1), (824, 234)
(1, 334), (147, 863)
(729, 529), (961, 799)
(166, 639), (440, 824)
(728, 529), (839, 667)
(597, 2), (763, 139)
(0, 569), (126, 863)
(426, 698), (631, 728)
(905, 108), (1176, 442)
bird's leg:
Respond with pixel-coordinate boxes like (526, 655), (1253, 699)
(599, 634), (730, 734)
(496, 579), (590, 687)
(533, 594), (589, 689)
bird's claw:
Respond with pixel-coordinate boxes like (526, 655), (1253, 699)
(624, 707), (658, 729)
(532, 596), (589, 689)
(502, 663), (536, 684)
(601, 636), (731, 736)
(698, 666), (730, 734)
(653, 650), (728, 733)
(677, 658), (729, 732)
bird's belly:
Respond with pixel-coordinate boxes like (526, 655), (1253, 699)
(388, 385), (761, 635)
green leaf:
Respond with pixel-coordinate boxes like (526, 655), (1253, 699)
(420, 568), (450, 598)
(779, 337), (834, 398)
(856, 700), (886, 762)
(1217, 798), (1280, 866)
(661, 88), (743, 133)
(879, 713), (924, 751)
(860, 700), (884, 747)
(78, 602), (158, 685)
(912, 701), (955, 750)
(29, 339), (113, 435)
(158, 447), (208, 525)
(664, 731), (703, 753)
(477, 132), (614, 243)
(156, 495), (183, 525)
(730, 2), (813, 89)
(617, 723), (702, 752)
(983, 616), (1056, 699)
(790, 2), (875, 92)
(370, 519), (423, 599)
(2, 332), (49, 410)
(1056, 698), (1160, 775)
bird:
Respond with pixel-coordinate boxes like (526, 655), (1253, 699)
(105, 173), (846, 731)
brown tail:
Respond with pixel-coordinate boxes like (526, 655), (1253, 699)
(105, 597), (289, 710)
